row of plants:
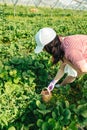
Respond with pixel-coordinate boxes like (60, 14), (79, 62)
(0, 4), (87, 130)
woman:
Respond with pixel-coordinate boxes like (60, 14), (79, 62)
(34, 27), (87, 94)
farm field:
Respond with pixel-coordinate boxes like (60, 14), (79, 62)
(0, 4), (87, 130)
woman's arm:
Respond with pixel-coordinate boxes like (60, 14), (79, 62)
(53, 62), (66, 83)
(47, 62), (66, 91)
(60, 76), (76, 86)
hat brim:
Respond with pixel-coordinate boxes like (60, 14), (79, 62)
(34, 46), (44, 53)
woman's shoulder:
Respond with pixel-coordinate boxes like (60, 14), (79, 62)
(64, 34), (87, 40)
(66, 35), (87, 47)
(62, 34), (87, 48)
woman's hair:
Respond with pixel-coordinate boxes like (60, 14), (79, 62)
(44, 35), (65, 64)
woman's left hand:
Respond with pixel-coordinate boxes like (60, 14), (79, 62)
(47, 80), (56, 92)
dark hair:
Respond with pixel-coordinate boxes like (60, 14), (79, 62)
(44, 35), (65, 64)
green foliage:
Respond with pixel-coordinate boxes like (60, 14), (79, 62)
(0, 4), (87, 130)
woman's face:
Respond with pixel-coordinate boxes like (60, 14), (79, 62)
(44, 42), (53, 55)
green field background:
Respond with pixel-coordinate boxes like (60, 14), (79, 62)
(0, 4), (87, 130)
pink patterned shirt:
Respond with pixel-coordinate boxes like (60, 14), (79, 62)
(61, 35), (87, 70)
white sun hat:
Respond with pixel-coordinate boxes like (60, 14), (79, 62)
(34, 27), (56, 53)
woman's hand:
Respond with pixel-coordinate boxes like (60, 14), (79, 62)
(47, 80), (56, 92)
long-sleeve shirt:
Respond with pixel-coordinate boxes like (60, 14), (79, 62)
(61, 35), (87, 71)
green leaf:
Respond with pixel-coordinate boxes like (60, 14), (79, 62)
(36, 100), (41, 107)
(37, 109), (51, 115)
(52, 111), (57, 119)
(1, 116), (8, 126)
(68, 121), (78, 130)
(10, 57), (21, 65)
(65, 100), (69, 108)
(13, 77), (20, 84)
(55, 121), (62, 130)
(37, 119), (43, 127)
(48, 118), (56, 129)
(8, 126), (16, 130)
(81, 110), (87, 118)
(36, 100), (46, 110)
(63, 109), (71, 120)
(77, 103), (87, 118)
(61, 109), (71, 125)
(42, 122), (49, 130)
(82, 118), (87, 126)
